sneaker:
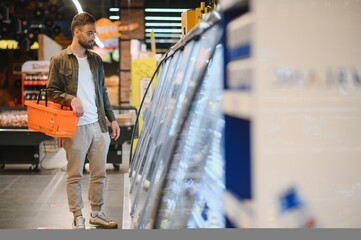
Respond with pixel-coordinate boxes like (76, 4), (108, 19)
(89, 211), (118, 229)
(72, 216), (85, 229)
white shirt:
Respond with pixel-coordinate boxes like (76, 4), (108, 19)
(76, 56), (98, 126)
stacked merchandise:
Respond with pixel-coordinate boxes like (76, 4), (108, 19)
(0, 108), (27, 128)
(21, 61), (50, 104)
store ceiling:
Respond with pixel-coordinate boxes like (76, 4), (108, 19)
(0, 0), (203, 52)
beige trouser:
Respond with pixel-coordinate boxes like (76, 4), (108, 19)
(62, 122), (111, 214)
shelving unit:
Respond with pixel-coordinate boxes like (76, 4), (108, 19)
(21, 61), (50, 104)
(220, 0), (252, 228)
(123, 0), (361, 228)
(0, 60), (53, 170)
(220, 0), (361, 228)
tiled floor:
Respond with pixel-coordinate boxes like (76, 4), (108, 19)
(0, 144), (129, 229)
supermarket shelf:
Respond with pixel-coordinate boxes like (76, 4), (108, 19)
(226, 12), (253, 50)
(226, 58), (252, 90)
(222, 90), (251, 119)
(222, 0), (361, 228)
(224, 190), (254, 228)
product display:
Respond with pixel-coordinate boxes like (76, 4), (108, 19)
(21, 61), (50, 105)
(128, 58), (171, 180)
(220, 0), (361, 228)
(0, 109), (27, 128)
(128, 11), (224, 229)
(155, 44), (225, 229)
(129, 50), (183, 222)
(0, 61), (53, 170)
(129, 48), (183, 191)
(23, 73), (48, 101)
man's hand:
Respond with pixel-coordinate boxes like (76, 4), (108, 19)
(71, 97), (84, 117)
(110, 120), (120, 141)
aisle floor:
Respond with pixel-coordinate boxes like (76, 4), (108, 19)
(0, 143), (130, 229)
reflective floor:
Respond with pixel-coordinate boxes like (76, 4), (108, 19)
(0, 144), (129, 229)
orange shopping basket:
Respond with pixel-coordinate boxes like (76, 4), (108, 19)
(25, 89), (79, 138)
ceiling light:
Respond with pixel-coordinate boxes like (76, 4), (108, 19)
(109, 16), (120, 20)
(145, 39), (179, 44)
(72, 0), (83, 13)
(145, 8), (188, 13)
(145, 33), (182, 38)
(145, 22), (182, 27)
(71, 0), (104, 48)
(145, 16), (182, 21)
(145, 28), (182, 33)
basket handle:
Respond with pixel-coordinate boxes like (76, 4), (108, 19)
(36, 88), (71, 110)
(37, 88), (49, 107)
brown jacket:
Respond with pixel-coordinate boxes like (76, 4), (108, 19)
(46, 46), (115, 133)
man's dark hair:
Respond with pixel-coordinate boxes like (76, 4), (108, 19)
(70, 12), (96, 35)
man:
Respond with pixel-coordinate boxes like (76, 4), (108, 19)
(47, 12), (120, 229)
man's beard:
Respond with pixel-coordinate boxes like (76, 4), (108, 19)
(79, 39), (94, 49)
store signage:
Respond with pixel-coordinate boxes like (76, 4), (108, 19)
(21, 60), (50, 72)
(96, 18), (138, 41)
(96, 18), (121, 40)
(31, 63), (49, 71)
(270, 66), (361, 91)
(94, 18), (138, 62)
(0, 40), (39, 50)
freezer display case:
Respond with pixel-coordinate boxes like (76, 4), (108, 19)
(128, 57), (171, 178)
(154, 44), (225, 229)
(0, 106), (53, 170)
(129, 51), (181, 186)
(128, 11), (224, 229)
(0, 60), (55, 170)
(129, 48), (185, 220)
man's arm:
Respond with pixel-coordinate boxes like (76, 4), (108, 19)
(98, 58), (120, 140)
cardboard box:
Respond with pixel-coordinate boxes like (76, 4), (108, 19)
(181, 9), (196, 36)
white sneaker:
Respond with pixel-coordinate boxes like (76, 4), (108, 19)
(89, 211), (118, 229)
(72, 216), (85, 229)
